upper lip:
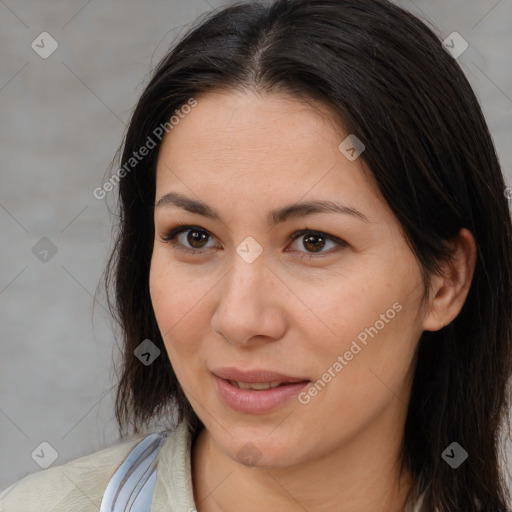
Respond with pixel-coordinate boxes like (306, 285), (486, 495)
(212, 367), (310, 384)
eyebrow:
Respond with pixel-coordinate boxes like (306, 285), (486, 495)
(155, 192), (369, 226)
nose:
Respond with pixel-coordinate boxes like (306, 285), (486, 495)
(210, 251), (288, 348)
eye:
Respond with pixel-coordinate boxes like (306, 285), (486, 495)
(159, 224), (347, 258)
(159, 224), (216, 254)
(287, 229), (347, 259)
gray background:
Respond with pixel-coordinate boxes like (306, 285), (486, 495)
(1, 0), (511, 490)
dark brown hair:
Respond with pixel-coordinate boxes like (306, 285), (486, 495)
(103, 1), (512, 510)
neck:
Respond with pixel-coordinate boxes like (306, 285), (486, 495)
(191, 403), (414, 512)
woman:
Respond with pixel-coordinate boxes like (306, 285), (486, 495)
(2, 0), (511, 511)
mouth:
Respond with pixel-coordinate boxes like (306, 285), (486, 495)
(227, 380), (291, 390)
(211, 366), (309, 384)
(211, 367), (311, 414)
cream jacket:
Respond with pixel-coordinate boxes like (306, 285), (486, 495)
(0, 421), (424, 511)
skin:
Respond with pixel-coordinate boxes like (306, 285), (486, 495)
(149, 89), (476, 512)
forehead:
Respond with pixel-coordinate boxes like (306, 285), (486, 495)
(158, 89), (341, 162)
(154, 89), (382, 216)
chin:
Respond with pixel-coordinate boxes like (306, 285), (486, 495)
(210, 423), (308, 468)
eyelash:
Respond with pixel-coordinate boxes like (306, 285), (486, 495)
(159, 222), (347, 259)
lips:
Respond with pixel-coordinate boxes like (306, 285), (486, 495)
(212, 367), (309, 384)
(211, 367), (311, 414)
(228, 380), (283, 390)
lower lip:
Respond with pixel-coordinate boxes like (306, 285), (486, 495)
(212, 374), (310, 414)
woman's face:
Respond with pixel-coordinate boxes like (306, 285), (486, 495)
(150, 89), (429, 468)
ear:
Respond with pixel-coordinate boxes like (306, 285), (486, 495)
(422, 228), (477, 332)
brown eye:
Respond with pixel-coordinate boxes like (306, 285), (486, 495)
(186, 229), (210, 248)
(302, 233), (327, 252)
(160, 225), (216, 254)
(288, 229), (347, 258)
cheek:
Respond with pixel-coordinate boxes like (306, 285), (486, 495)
(299, 259), (422, 395)
(148, 248), (232, 402)
(149, 252), (206, 359)
(150, 245), (209, 323)
(298, 293), (417, 440)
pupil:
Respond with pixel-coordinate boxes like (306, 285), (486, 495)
(188, 230), (208, 248)
(304, 234), (324, 252)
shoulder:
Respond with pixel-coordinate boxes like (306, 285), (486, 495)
(0, 435), (146, 512)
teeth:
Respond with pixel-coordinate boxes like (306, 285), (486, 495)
(229, 380), (283, 390)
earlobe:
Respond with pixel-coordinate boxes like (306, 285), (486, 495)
(422, 228), (477, 332)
